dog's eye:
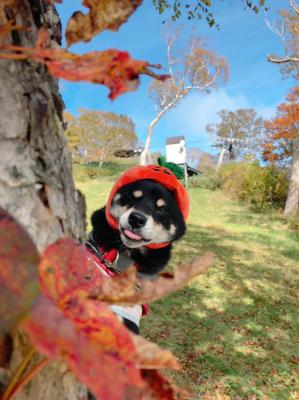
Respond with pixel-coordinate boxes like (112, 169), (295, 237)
(157, 205), (168, 214)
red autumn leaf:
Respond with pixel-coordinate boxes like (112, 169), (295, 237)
(47, 49), (158, 100)
(140, 370), (189, 400)
(0, 208), (39, 336)
(0, 28), (169, 100)
(131, 335), (180, 371)
(24, 294), (181, 398)
(23, 297), (143, 400)
(66, 0), (143, 47)
(39, 237), (213, 307)
(123, 369), (189, 399)
(39, 237), (104, 303)
(37, 237), (181, 370)
(91, 253), (214, 305)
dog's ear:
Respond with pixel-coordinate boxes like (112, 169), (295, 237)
(173, 219), (186, 241)
(91, 207), (106, 230)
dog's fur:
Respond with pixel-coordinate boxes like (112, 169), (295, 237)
(90, 179), (186, 276)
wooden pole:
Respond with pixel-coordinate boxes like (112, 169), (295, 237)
(184, 163), (188, 188)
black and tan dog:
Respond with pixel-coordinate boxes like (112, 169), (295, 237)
(86, 165), (189, 333)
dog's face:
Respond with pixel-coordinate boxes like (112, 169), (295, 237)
(109, 179), (185, 249)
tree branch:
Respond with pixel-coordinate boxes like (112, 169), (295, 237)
(268, 55), (299, 64)
(290, 0), (299, 15)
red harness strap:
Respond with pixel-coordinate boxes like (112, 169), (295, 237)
(85, 245), (148, 317)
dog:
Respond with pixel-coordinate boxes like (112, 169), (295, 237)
(85, 165), (189, 334)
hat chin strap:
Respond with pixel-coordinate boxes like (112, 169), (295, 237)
(145, 241), (170, 250)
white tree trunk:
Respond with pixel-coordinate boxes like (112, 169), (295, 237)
(216, 148), (226, 173)
(284, 135), (299, 218)
(140, 92), (185, 166)
(0, 2), (87, 399)
(140, 121), (156, 166)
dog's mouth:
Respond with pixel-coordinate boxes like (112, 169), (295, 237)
(120, 228), (151, 246)
(123, 229), (143, 241)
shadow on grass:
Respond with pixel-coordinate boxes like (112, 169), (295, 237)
(142, 223), (299, 399)
(226, 210), (299, 263)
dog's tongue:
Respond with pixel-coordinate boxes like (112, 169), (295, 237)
(124, 229), (142, 241)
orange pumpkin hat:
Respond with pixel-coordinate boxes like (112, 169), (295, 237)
(105, 165), (190, 249)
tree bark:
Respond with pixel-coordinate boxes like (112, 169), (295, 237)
(0, 1), (86, 399)
(284, 135), (299, 218)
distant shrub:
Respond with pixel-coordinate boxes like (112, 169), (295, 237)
(189, 173), (221, 190)
(72, 164), (89, 182)
(219, 162), (288, 210)
(73, 161), (137, 182)
(218, 162), (248, 199)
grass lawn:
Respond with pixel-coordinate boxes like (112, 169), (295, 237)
(76, 177), (299, 400)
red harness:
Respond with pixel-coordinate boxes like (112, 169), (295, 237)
(85, 243), (148, 317)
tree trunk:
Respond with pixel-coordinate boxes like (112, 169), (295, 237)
(140, 92), (185, 166)
(98, 148), (105, 168)
(216, 148), (226, 173)
(140, 117), (158, 166)
(0, 1), (86, 399)
(284, 135), (299, 218)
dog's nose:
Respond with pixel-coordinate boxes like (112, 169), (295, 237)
(128, 212), (147, 228)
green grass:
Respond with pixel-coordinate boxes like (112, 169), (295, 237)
(76, 178), (299, 400)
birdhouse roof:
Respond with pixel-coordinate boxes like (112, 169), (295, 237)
(166, 136), (185, 145)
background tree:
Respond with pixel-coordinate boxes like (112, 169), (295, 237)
(152, 0), (267, 26)
(186, 147), (216, 172)
(266, 0), (299, 80)
(262, 86), (299, 217)
(206, 108), (264, 168)
(67, 109), (138, 166)
(63, 111), (81, 161)
(186, 147), (203, 168)
(140, 29), (228, 165)
(198, 151), (217, 173)
(151, 151), (162, 163)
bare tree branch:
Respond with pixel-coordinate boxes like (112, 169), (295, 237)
(265, 0), (299, 79)
(290, 0), (299, 15)
(268, 55), (299, 64)
(140, 30), (228, 165)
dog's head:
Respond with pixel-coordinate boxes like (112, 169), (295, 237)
(108, 179), (186, 249)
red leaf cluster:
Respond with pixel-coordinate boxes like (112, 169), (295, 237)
(24, 238), (186, 399)
(262, 86), (299, 164)
(0, 206), (212, 398)
(0, 28), (168, 100)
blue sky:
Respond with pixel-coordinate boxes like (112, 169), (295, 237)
(56, 0), (293, 155)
